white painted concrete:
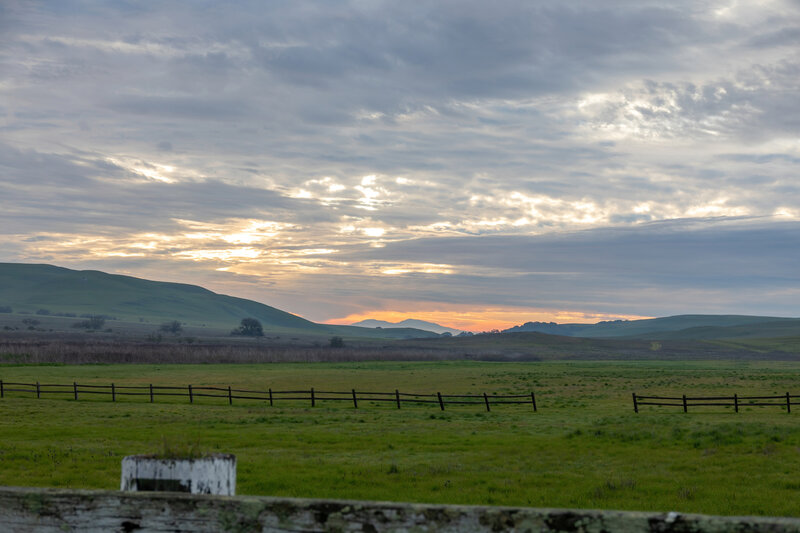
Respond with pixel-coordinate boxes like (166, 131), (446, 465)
(120, 454), (236, 496)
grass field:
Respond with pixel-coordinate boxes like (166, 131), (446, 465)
(1, 360), (800, 516)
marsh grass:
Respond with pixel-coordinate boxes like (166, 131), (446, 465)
(1, 360), (800, 516)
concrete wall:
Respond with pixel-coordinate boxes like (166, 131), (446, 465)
(1, 486), (799, 533)
(120, 454), (236, 496)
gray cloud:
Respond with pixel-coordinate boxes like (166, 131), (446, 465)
(347, 219), (800, 284)
(108, 95), (252, 120)
(2, 0), (799, 325)
(279, 218), (800, 318)
(0, 143), (317, 235)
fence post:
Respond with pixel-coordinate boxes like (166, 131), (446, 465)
(352, 389), (358, 409)
(531, 392), (537, 412)
(228, 386), (233, 405)
(734, 393), (738, 413)
(188, 385), (193, 404)
(0, 380), (4, 398)
(483, 392), (490, 412)
(632, 392), (638, 413)
(36, 382), (40, 399)
(787, 392), (791, 414)
(112, 383), (116, 403)
(269, 388), (273, 407)
(149, 384), (154, 403)
(682, 394), (687, 413)
(311, 387), (315, 407)
(395, 389), (401, 409)
(437, 392), (444, 411)
(73, 382), (78, 401)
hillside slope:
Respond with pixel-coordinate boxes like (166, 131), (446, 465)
(625, 319), (800, 340)
(504, 315), (799, 339)
(0, 263), (322, 330)
(583, 315), (797, 338)
(0, 263), (440, 339)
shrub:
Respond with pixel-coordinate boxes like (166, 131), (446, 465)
(160, 320), (183, 334)
(329, 336), (345, 348)
(232, 318), (264, 337)
(151, 436), (207, 460)
(72, 316), (106, 330)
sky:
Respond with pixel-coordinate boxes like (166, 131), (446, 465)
(2, 0), (799, 331)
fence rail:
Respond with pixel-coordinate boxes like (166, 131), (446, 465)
(0, 379), (536, 412)
(632, 392), (797, 413)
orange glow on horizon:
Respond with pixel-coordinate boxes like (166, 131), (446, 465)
(325, 306), (652, 332)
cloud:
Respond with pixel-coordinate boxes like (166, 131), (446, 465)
(289, 218), (800, 318)
(108, 95), (252, 120)
(1, 1), (799, 323)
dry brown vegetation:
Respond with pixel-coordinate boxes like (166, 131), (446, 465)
(3, 324), (800, 365)
(0, 337), (478, 364)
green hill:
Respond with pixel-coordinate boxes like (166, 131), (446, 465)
(582, 315), (798, 338)
(504, 315), (800, 340)
(623, 320), (800, 340)
(0, 263), (437, 339)
(0, 263), (320, 330)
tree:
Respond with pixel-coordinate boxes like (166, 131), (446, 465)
(160, 320), (183, 334)
(329, 336), (345, 348)
(72, 316), (105, 330)
(233, 318), (264, 337)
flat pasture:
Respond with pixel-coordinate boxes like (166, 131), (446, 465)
(1, 360), (800, 516)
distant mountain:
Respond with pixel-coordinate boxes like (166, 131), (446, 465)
(503, 315), (800, 340)
(350, 318), (462, 335)
(0, 263), (439, 339)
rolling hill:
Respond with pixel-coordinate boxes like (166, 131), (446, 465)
(504, 315), (800, 340)
(350, 318), (462, 335)
(3, 262), (798, 345)
(0, 263), (438, 339)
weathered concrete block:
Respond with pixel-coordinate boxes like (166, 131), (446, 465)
(1, 486), (800, 533)
(120, 454), (236, 496)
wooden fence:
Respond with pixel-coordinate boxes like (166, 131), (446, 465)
(632, 392), (797, 413)
(0, 379), (536, 412)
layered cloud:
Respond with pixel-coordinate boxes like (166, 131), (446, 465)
(1, 1), (799, 329)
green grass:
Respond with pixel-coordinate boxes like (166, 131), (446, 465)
(2, 360), (800, 516)
(709, 336), (800, 353)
